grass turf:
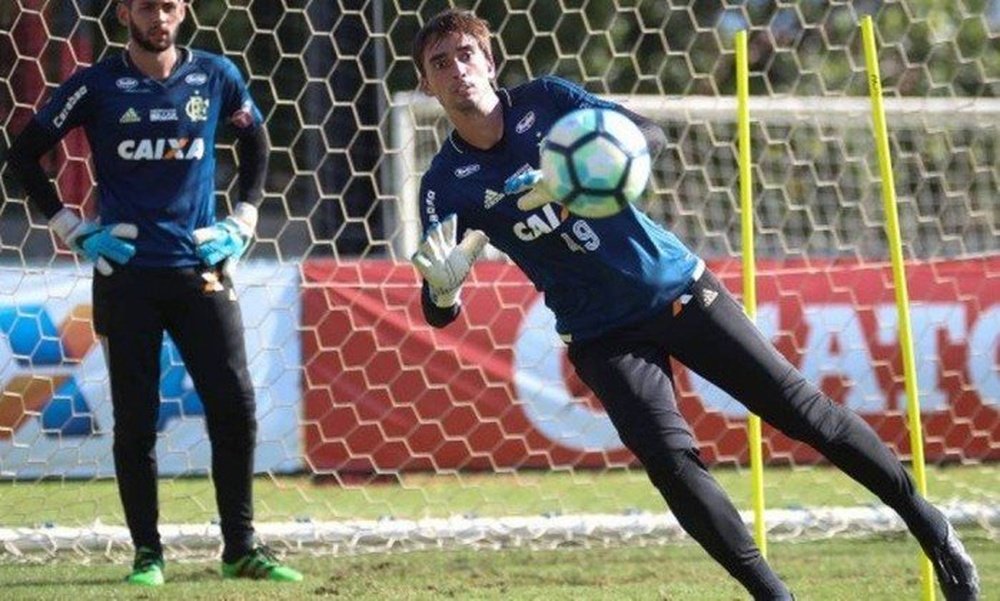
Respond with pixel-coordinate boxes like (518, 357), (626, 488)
(0, 531), (995, 600)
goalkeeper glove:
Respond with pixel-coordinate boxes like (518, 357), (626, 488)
(192, 202), (258, 270)
(504, 169), (553, 211)
(411, 214), (489, 308)
(49, 208), (138, 276)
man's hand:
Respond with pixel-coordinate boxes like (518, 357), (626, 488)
(192, 202), (258, 271)
(50, 208), (137, 276)
(411, 214), (489, 308)
(504, 169), (553, 211)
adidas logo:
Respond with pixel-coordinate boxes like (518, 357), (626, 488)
(701, 288), (718, 307)
(483, 188), (505, 209)
(119, 108), (141, 124)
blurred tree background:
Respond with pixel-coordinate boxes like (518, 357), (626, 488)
(1, 0), (998, 261)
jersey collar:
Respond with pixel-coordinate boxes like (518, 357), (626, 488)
(447, 88), (513, 155)
(120, 46), (193, 84)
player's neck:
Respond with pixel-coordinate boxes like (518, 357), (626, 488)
(127, 44), (181, 81)
(449, 97), (503, 150)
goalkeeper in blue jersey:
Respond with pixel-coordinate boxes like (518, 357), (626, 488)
(409, 9), (979, 601)
(5, 0), (300, 586)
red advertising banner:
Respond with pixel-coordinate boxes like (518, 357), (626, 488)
(302, 257), (999, 473)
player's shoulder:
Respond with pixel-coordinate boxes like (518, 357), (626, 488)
(508, 75), (583, 99)
(187, 48), (241, 75)
(423, 138), (463, 186)
(62, 52), (128, 87)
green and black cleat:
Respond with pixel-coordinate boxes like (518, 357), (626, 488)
(221, 545), (303, 582)
(125, 546), (164, 587)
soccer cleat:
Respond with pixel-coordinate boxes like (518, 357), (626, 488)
(930, 524), (980, 601)
(221, 545), (303, 582)
(125, 546), (164, 586)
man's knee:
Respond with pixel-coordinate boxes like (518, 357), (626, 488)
(641, 446), (705, 493)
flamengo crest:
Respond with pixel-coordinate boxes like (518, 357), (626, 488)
(186, 93), (210, 122)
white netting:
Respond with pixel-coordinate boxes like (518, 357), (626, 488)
(0, 0), (997, 558)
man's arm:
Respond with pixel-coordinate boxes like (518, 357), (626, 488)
(539, 76), (667, 158)
(421, 283), (460, 327)
(615, 105), (667, 159)
(191, 120), (268, 269)
(234, 124), (269, 207)
(6, 119), (65, 218)
(192, 56), (269, 270)
(6, 119), (138, 275)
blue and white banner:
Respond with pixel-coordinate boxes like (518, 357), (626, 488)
(0, 262), (303, 479)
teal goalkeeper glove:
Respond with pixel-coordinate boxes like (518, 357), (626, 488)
(411, 214), (489, 308)
(504, 169), (553, 211)
(49, 208), (138, 276)
(192, 202), (258, 269)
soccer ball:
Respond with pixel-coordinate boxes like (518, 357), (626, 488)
(539, 108), (652, 218)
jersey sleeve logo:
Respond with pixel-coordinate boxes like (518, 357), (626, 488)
(185, 93), (210, 122)
(423, 189), (440, 224)
(52, 85), (88, 128)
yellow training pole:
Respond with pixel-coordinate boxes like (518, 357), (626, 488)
(860, 15), (934, 601)
(735, 29), (768, 557)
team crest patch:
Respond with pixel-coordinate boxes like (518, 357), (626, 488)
(483, 188), (505, 209)
(119, 108), (141, 124)
(185, 93), (210, 122)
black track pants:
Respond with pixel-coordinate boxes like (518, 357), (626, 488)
(568, 270), (947, 599)
(94, 265), (257, 562)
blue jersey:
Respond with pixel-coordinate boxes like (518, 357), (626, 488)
(419, 76), (702, 341)
(33, 49), (263, 267)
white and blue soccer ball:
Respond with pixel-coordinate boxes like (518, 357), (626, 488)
(539, 108), (652, 219)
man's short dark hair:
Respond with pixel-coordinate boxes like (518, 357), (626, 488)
(412, 9), (493, 78)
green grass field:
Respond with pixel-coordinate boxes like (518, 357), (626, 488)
(1, 532), (996, 600)
(1, 464), (996, 599)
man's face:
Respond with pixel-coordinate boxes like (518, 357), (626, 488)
(117, 0), (186, 54)
(419, 32), (496, 114)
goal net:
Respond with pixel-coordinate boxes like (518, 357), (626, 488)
(0, 1), (997, 558)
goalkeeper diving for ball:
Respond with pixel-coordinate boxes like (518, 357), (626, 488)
(4, 0), (301, 587)
(409, 8), (979, 600)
